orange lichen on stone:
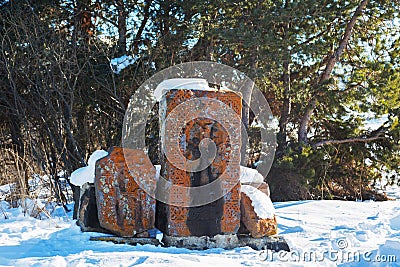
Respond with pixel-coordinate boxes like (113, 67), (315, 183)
(94, 147), (156, 237)
(156, 89), (242, 237)
(221, 183), (241, 233)
(240, 192), (277, 238)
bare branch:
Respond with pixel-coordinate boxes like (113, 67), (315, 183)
(313, 135), (385, 148)
(130, 0), (153, 53)
(312, 122), (387, 148)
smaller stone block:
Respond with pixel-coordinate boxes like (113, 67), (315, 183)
(240, 192), (277, 238)
(77, 182), (109, 233)
(95, 147), (156, 237)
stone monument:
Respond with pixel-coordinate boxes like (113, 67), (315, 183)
(156, 88), (242, 237)
(76, 78), (287, 251)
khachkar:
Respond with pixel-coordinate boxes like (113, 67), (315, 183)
(94, 147), (156, 237)
(156, 88), (242, 237)
(76, 75), (288, 251)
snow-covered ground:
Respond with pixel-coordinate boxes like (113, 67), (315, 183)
(0, 196), (399, 266)
(1, 159), (399, 267)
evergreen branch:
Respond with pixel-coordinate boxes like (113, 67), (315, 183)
(332, 81), (366, 94)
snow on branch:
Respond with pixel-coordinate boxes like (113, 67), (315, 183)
(110, 55), (137, 74)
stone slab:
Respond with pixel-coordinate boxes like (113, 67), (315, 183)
(94, 147), (156, 237)
(157, 89), (242, 237)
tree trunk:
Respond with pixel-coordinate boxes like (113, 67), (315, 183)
(277, 59), (291, 154)
(298, 98), (317, 144)
(131, 0), (152, 53)
(298, 0), (369, 144)
(116, 0), (127, 56)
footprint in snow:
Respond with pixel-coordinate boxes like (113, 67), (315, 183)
(367, 213), (379, 220)
(355, 230), (369, 242)
(389, 215), (400, 231)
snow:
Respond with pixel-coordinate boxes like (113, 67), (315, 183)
(155, 165), (264, 185)
(154, 78), (210, 101)
(390, 215), (400, 230)
(0, 0), (8, 7)
(155, 165), (161, 181)
(110, 55), (137, 74)
(0, 168), (399, 266)
(241, 185), (275, 219)
(240, 166), (264, 184)
(70, 150), (108, 186)
(155, 231), (164, 245)
(0, 198), (399, 266)
(1, 199), (399, 266)
(374, 176), (400, 200)
(240, 167), (275, 219)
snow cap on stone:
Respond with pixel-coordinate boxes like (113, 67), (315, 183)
(154, 78), (210, 101)
(241, 185), (275, 219)
(70, 150), (109, 186)
(240, 166), (264, 184)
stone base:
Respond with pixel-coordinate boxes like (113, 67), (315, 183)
(89, 234), (290, 252)
(89, 236), (161, 246)
(162, 234), (239, 250)
(163, 234), (289, 251)
(237, 235), (290, 251)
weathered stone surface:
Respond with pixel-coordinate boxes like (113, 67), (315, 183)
(162, 234), (239, 250)
(156, 89), (242, 237)
(94, 147), (156, 237)
(162, 234), (290, 251)
(89, 234), (290, 252)
(238, 235), (290, 252)
(89, 236), (161, 246)
(77, 182), (109, 233)
(240, 192), (277, 238)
